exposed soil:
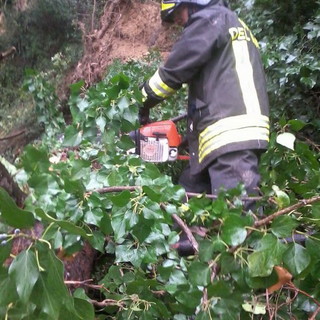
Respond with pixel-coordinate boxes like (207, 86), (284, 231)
(63, 0), (176, 91)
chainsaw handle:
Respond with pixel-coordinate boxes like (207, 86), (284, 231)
(170, 113), (187, 123)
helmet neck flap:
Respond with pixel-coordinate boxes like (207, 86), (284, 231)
(160, 0), (225, 23)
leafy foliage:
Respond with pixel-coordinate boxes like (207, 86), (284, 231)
(0, 52), (320, 319)
(0, 0), (319, 319)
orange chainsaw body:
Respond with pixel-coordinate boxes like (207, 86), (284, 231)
(139, 120), (182, 147)
(136, 120), (188, 162)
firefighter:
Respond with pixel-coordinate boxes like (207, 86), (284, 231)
(139, 0), (269, 253)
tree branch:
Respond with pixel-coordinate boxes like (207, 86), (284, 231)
(286, 282), (320, 307)
(92, 186), (142, 194)
(92, 185), (263, 202)
(171, 213), (199, 253)
(254, 195), (320, 228)
(0, 46), (16, 61)
(0, 129), (25, 141)
(309, 306), (320, 320)
(89, 298), (125, 308)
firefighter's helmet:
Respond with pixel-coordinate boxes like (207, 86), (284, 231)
(161, 0), (211, 22)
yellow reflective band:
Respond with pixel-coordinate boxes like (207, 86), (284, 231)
(232, 40), (261, 115)
(161, 2), (175, 11)
(141, 87), (147, 102)
(198, 115), (269, 163)
(199, 114), (269, 148)
(199, 126), (269, 163)
(148, 69), (176, 99)
(238, 19), (259, 48)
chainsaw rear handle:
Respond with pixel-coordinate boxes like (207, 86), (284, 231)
(170, 112), (187, 123)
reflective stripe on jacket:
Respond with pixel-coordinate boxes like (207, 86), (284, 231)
(142, 0), (269, 174)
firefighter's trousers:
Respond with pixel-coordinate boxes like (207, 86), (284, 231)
(179, 150), (261, 211)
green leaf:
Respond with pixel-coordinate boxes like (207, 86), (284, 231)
(272, 185), (290, 208)
(221, 214), (248, 246)
(8, 250), (40, 303)
(283, 243), (311, 276)
(21, 146), (50, 173)
(288, 119), (307, 132)
(0, 239), (12, 265)
(35, 208), (92, 240)
(96, 116), (106, 132)
(143, 186), (162, 202)
(207, 280), (232, 298)
(187, 261), (210, 286)
(270, 215), (299, 237)
(63, 126), (83, 147)
(195, 311), (213, 320)
(100, 214), (113, 235)
(111, 207), (134, 241)
(69, 80), (85, 95)
(88, 230), (105, 252)
(31, 245), (74, 318)
(199, 239), (215, 262)
(0, 187), (35, 228)
(248, 234), (286, 277)
(73, 298), (95, 320)
(246, 268), (278, 289)
(174, 285), (202, 309)
(0, 266), (19, 307)
(109, 190), (131, 207)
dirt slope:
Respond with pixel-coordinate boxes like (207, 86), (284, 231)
(64, 0), (176, 89)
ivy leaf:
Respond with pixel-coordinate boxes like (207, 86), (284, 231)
(283, 243), (311, 276)
(272, 185), (290, 208)
(31, 245), (74, 318)
(174, 285), (202, 309)
(248, 234), (286, 277)
(199, 239), (215, 262)
(143, 186), (162, 202)
(21, 145), (50, 173)
(63, 126), (83, 147)
(96, 116), (106, 132)
(109, 190), (131, 207)
(35, 208), (92, 240)
(88, 230), (105, 252)
(0, 267), (19, 307)
(0, 187), (35, 228)
(187, 261), (210, 286)
(0, 240), (12, 265)
(287, 119), (307, 132)
(8, 250), (39, 303)
(221, 214), (248, 246)
(207, 280), (232, 298)
(69, 80), (85, 95)
(100, 214), (113, 235)
(270, 215), (299, 238)
(73, 298), (95, 320)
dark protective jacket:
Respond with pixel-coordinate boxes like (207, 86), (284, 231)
(142, 0), (269, 174)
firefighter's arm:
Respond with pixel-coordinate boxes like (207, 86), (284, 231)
(139, 70), (181, 124)
(139, 12), (224, 123)
(141, 69), (182, 108)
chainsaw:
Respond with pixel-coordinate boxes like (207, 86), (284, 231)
(129, 113), (189, 163)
